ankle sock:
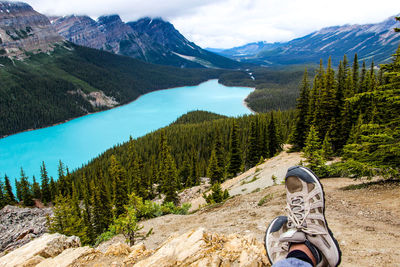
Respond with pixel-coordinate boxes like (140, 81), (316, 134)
(304, 240), (322, 264)
(287, 249), (314, 266)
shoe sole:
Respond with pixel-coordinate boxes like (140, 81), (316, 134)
(290, 166), (342, 267)
(264, 216), (288, 265)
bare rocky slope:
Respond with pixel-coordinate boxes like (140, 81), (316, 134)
(0, 1), (63, 57)
(1, 149), (399, 266)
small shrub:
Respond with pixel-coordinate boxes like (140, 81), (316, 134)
(256, 156), (265, 166)
(258, 193), (273, 206)
(271, 175), (277, 185)
(203, 183), (230, 204)
(241, 175), (259, 185)
(251, 188), (261, 193)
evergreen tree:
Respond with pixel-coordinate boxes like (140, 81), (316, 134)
(227, 121), (242, 177)
(304, 126), (324, 170)
(32, 176), (41, 200)
(214, 130), (225, 180)
(352, 53), (359, 92)
(20, 168), (34, 206)
(321, 132), (334, 160)
(203, 182), (229, 204)
(40, 162), (51, 204)
(315, 57), (337, 140)
(126, 137), (143, 196)
(189, 149), (200, 186)
(179, 159), (191, 187)
(82, 185), (94, 244)
(50, 177), (57, 202)
(359, 61), (367, 92)
(207, 149), (221, 183)
(57, 161), (66, 196)
(90, 179), (108, 236)
(307, 75), (319, 128)
(162, 152), (179, 204)
(157, 132), (179, 204)
(15, 178), (22, 203)
(291, 69), (310, 150)
(247, 120), (260, 168)
(330, 59), (347, 151)
(109, 155), (128, 218)
(49, 185), (89, 244)
(268, 112), (281, 157)
(3, 175), (15, 205)
(261, 123), (269, 158)
(0, 179), (6, 209)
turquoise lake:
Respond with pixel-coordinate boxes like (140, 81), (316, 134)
(0, 80), (253, 186)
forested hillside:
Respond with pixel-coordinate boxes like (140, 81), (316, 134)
(220, 65), (315, 112)
(0, 42), (225, 137)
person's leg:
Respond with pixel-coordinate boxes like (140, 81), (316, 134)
(288, 244), (316, 266)
(284, 166), (341, 267)
(265, 166), (341, 267)
(266, 216), (317, 267)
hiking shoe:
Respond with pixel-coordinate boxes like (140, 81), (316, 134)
(284, 166), (341, 267)
(264, 216), (290, 264)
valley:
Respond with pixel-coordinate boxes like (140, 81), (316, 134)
(0, 1), (399, 266)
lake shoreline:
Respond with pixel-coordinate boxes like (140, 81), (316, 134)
(1, 79), (234, 140)
(1, 79), (254, 185)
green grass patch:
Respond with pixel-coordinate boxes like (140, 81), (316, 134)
(241, 175), (259, 185)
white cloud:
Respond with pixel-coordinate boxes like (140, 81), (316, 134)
(15, 0), (400, 48)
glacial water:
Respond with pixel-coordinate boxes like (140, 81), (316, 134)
(0, 80), (253, 187)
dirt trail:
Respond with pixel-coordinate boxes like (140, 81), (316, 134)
(138, 150), (400, 266)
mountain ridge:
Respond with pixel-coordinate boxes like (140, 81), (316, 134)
(211, 14), (400, 65)
(51, 14), (243, 69)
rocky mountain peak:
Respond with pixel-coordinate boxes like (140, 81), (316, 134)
(0, 1), (63, 58)
(97, 14), (123, 25)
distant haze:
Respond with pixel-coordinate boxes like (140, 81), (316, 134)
(14, 0), (400, 48)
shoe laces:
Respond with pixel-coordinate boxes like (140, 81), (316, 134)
(286, 196), (324, 235)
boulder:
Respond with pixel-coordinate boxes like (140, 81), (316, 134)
(105, 242), (131, 256)
(36, 246), (94, 267)
(0, 233), (80, 267)
(123, 243), (153, 265)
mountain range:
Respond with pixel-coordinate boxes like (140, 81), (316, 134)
(50, 14), (242, 69)
(210, 15), (400, 65)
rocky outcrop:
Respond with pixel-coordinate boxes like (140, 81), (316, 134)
(0, 205), (53, 253)
(0, 229), (269, 266)
(132, 228), (269, 267)
(0, 233), (80, 267)
(0, 1), (63, 57)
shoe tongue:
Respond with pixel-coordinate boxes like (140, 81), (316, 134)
(279, 229), (306, 243)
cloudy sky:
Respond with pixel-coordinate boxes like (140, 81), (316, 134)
(22, 0), (400, 48)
